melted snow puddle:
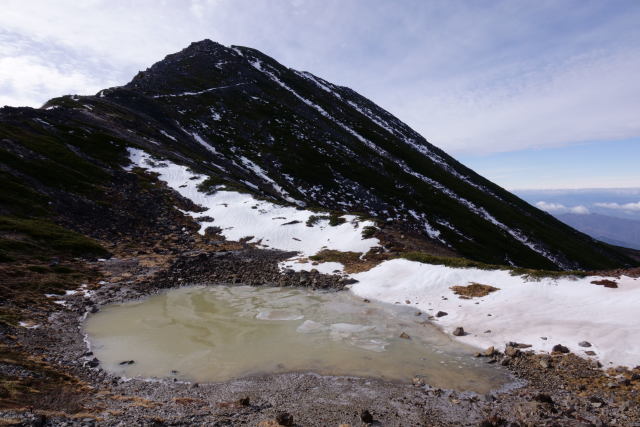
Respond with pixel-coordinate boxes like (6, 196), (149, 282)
(85, 286), (512, 393)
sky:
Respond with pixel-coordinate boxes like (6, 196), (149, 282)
(514, 187), (640, 221)
(1, 0), (639, 191)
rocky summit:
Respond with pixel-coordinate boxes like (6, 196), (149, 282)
(1, 39), (637, 270)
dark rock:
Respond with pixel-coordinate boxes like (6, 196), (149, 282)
(238, 396), (250, 406)
(452, 327), (465, 336)
(360, 409), (374, 423)
(478, 415), (506, 426)
(534, 393), (554, 404)
(275, 412), (293, 426)
(590, 279), (618, 288)
(578, 341), (591, 347)
(589, 396), (605, 407)
(435, 311), (448, 317)
(31, 414), (47, 427)
(87, 358), (100, 368)
(399, 332), (411, 339)
(552, 344), (570, 354)
(118, 360), (135, 365)
(505, 346), (520, 357)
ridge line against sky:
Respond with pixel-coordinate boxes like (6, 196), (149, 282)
(1, 0), (639, 189)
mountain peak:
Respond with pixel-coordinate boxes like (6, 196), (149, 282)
(125, 39), (246, 94)
(20, 40), (638, 270)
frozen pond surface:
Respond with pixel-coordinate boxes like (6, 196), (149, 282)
(85, 286), (512, 393)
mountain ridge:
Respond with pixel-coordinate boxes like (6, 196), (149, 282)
(1, 39), (637, 270)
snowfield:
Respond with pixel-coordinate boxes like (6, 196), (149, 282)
(350, 259), (640, 368)
(127, 148), (640, 368)
(126, 148), (378, 258)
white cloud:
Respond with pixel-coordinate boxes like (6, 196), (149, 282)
(0, 54), (109, 107)
(594, 202), (640, 211)
(569, 205), (590, 215)
(535, 201), (589, 215)
(383, 48), (640, 155)
(0, 0), (638, 160)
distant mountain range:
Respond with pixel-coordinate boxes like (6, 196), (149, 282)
(555, 213), (640, 251)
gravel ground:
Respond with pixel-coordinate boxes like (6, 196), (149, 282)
(2, 248), (640, 426)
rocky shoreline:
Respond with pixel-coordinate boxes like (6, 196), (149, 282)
(1, 243), (640, 426)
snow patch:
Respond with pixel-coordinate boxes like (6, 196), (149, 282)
(191, 132), (219, 154)
(159, 130), (177, 141)
(126, 148), (379, 259)
(151, 83), (249, 98)
(350, 259), (640, 367)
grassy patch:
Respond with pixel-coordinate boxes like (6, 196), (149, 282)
(328, 212), (346, 226)
(304, 213), (347, 227)
(399, 252), (498, 270)
(0, 344), (86, 412)
(450, 283), (500, 299)
(310, 249), (362, 264)
(591, 279), (618, 288)
(398, 251), (589, 279)
(196, 176), (226, 194)
(361, 225), (378, 239)
(0, 216), (108, 259)
(306, 214), (329, 227)
(308, 249), (382, 273)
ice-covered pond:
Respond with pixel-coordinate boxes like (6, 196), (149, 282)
(84, 285), (512, 393)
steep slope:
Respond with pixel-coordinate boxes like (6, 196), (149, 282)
(1, 39), (636, 270)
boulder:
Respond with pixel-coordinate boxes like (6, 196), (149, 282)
(360, 409), (374, 423)
(552, 344), (570, 354)
(275, 412), (293, 426)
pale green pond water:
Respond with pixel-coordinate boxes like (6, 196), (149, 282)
(84, 286), (512, 393)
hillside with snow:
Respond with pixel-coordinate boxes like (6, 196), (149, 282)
(2, 39), (635, 272)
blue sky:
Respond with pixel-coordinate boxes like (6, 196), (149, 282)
(1, 0), (639, 190)
(460, 138), (640, 190)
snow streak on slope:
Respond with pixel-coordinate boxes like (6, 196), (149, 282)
(126, 148), (379, 257)
(246, 57), (565, 266)
(238, 156), (300, 205)
(151, 83), (249, 98)
(350, 259), (640, 367)
(296, 71), (502, 199)
(190, 131), (219, 154)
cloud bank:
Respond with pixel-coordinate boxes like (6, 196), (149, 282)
(535, 202), (590, 215)
(594, 202), (640, 212)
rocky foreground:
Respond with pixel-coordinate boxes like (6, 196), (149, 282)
(1, 223), (640, 426)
